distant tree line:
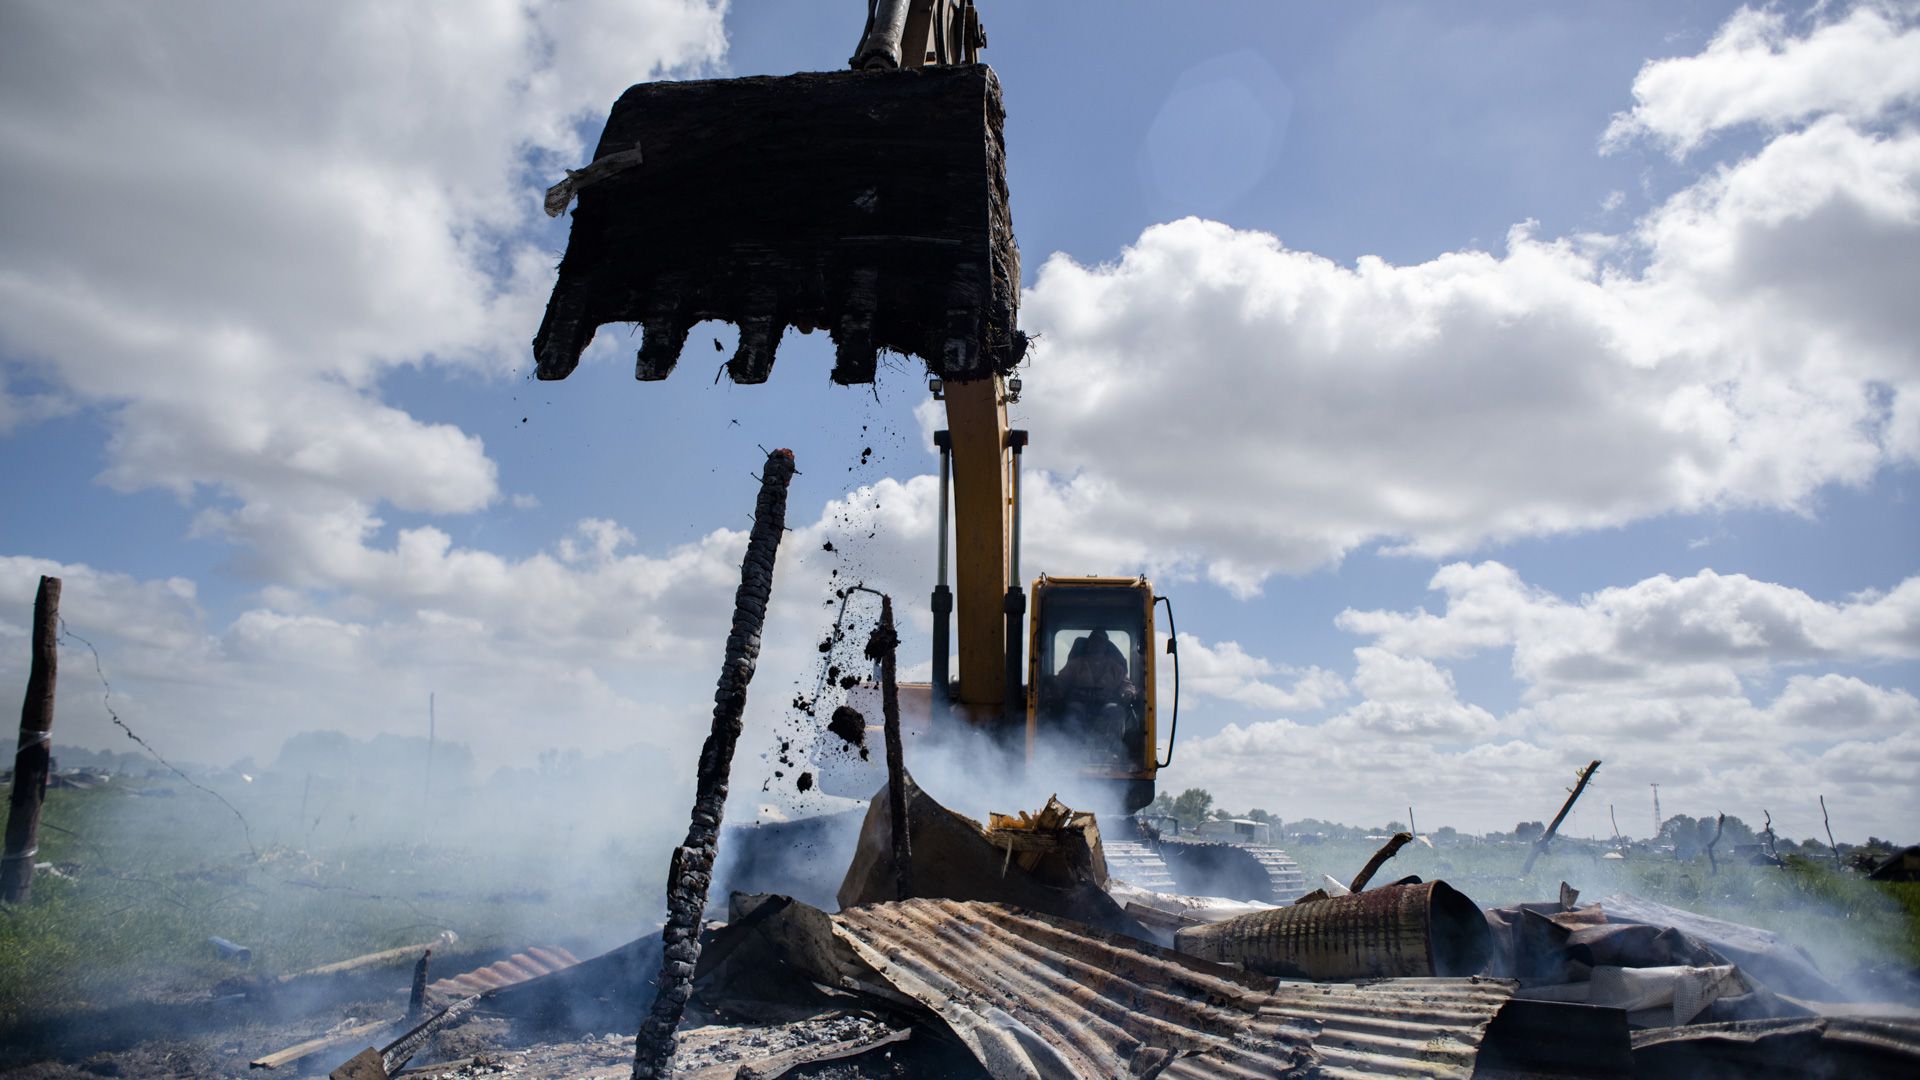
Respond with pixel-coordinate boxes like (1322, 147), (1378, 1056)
(1136, 788), (1908, 856)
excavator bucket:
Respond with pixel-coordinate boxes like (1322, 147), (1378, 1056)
(533, 64), (1022, 386)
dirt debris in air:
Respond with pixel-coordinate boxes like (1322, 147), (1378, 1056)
(828, 706), (869, 759)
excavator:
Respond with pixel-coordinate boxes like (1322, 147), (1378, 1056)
(533, 0), (1302, 903)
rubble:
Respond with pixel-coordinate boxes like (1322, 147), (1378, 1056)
(836, 775), (1142, 937)
(700, 893), (1529, 1079)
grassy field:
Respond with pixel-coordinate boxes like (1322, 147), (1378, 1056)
(0, 781), (671, 1031)
(1280, 833), (1920, 976)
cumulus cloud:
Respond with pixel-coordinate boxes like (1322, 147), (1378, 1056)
(1016, 2), (1920, 596)
(3, 3), (1917, 844)
(0, 0), (727, 545)
(1167, 633), (1349, 711)
(1339, 561), (1920, 692)
(1602, 2), (1920, 156)
(1172, 560), (1919, 837)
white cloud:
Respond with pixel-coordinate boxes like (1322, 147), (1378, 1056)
(1337, 647), (1500, 740)
(0, 0), (727, 551)
(3, 3), (1916, 846)
(1176, 561), (1920, 837)
(1603, 2), (1920, 156)
(1016, 3), (1920, 596)
(1166, 633), (1349, 711)
(1340, 561), (1920, 693)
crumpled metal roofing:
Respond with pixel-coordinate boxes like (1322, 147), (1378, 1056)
(427, 946), (581, 999)
(830, 898), (1513, 1080)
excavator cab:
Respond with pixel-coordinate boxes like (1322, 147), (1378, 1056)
(1027, 576), (1163, 813)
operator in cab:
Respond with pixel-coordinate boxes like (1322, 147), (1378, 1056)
(1056, 628), (1138, 751)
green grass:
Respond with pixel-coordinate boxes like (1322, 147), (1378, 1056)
(1279, 835), (1920, 974)
(0, 783), (669, 1030)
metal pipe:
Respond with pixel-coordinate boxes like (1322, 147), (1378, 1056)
(1002, 430), (1028, 730)
(1173, 881), (1493, 981)
(1006, 430), (1027, 587)
(851, 0), (912, 69)
(936, 432), (952, 588)
(931, 432), (953, 714)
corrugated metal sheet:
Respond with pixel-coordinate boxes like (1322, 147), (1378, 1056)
(427, 946), (581, 998)
(1260, 979), (1517, 1079)
(830, 898), (1512, 1080)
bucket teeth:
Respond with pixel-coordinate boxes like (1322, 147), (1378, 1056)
(831, 267), (879, 385)
(727, 295), (781, 384)
(636, 316), (687, 381)
(832, 320), (878, 385)
(533, 283), (591, 381)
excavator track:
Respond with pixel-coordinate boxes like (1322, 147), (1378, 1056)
(1243, 845), (1309, 903)
(1103, 840), (1176, 891)
(1151, 839), (1309, 904)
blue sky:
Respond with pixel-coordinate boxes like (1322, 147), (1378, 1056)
(2, 1), (1916, 842)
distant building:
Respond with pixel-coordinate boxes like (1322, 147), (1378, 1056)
(1196, 818), (1273, 846)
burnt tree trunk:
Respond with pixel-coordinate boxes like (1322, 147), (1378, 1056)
(1524, 760), (1602, 875)
(2, 575), (60, 904)
(865, 595), (911, 901)
(633, 450), (795, 1080)
(1348, 831), (1413, 893)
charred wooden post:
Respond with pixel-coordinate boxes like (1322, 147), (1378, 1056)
(1821, 795), (1841, 864)
(534, 65), (1022, 387)
(633, 450), (796, 1080)
(407, 949), (431, 1022)
(1523, 760), (1601, 876)
(1349, 831), (1412, 893)
(864, 595), (911, 901)
(2, 575), (61, 904)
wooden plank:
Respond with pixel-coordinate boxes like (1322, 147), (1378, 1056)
(250, 1018), (392, 1070)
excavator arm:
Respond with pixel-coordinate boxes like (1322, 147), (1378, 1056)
(535, 1), (1172, 811)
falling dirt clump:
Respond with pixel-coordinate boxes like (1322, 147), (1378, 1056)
(796, 771), (814, 793)
(828, 705), (869, 759)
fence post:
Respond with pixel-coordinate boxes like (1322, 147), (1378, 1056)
(2, 575), (61, 904)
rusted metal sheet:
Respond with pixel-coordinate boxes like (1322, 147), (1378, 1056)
(1174, 881), (1492, 981)
(426, 946), (580, 999)
(828, 898), (1514, 1080)
(534, 64), (1022, 386)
